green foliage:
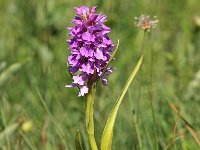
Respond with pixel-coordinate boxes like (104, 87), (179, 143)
(0, 123), (19, 145)
(0, 63), (22, 87)
(101, 55), (143, 150)
(86, 84), (98, 150)
(75, 130), (85, 150)
(1, 0), (200, 149)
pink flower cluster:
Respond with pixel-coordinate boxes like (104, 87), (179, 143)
(66, 6), (114, 96)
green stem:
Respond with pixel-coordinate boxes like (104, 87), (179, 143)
(135, 31), (146, 149)
(133, 114), (143, 150)
(148, 32), (159, 150)
(86, 84), (98, 150)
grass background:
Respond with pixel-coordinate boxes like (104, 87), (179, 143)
(0, 0), (200, 149)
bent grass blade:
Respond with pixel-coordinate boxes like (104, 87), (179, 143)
(0, 123), (19, 144)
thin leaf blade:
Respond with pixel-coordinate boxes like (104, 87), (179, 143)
(75, 130), (85, 150)
(0, 123), (19, 144)
(101, 55), (143, 150)
(0, 63), (22, 87)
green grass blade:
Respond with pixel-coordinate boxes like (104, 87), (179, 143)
(101, 55), (143, 150)
(20, 131), (37, 150)
(75, 130), (85, 150)
(36, 89), (70, 149)
(0, 62), (6, 73)
(0, 63), (22, 87)
(0, 123), (19, 144)
(0, 105), (11, 149)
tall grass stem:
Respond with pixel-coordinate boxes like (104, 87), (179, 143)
(37, 89), (70, 149)
(147, 31), (159, 150)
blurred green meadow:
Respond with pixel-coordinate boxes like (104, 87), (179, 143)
(1, 0), (200, 149)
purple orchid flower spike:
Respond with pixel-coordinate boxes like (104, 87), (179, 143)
(66, 6), (114, 96)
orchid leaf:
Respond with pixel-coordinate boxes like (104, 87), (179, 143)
(101, 54), (143, 150)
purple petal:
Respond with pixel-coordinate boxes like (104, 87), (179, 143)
(65, 83), (77, 88)
(101, 75), (108, 86)
(80, 6), (89, 16)
(101, 24), (110, 30)
(78, 86), (89, 97)
(70, 40), (79, 48)
(106, 67), (113, 74)
(74, 6), (89, 16)
(94, 63), (101, 73)
(94, 48), (106, 60)
(68, 54), (80, 66)
(91, 6), (97, 13)
(71, 17), (83, 25)
(74, 7), (82, 15)
(82, 32), (95, 42)
(65, 85), (73, 88)
(81, 62), (94, 74)
(80, 47), (93, 57)
(88, 57), (95, 62)
(66, 27), (72, 30)
(71, 26), (83, 35)
(69, 66), (79, 73)
(103, 38), (112, 45)
(96, 15), (107, 23)
(71, 48), (79, 54)
(73, 75), (85, 85)
(89, 14), (98, 22)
